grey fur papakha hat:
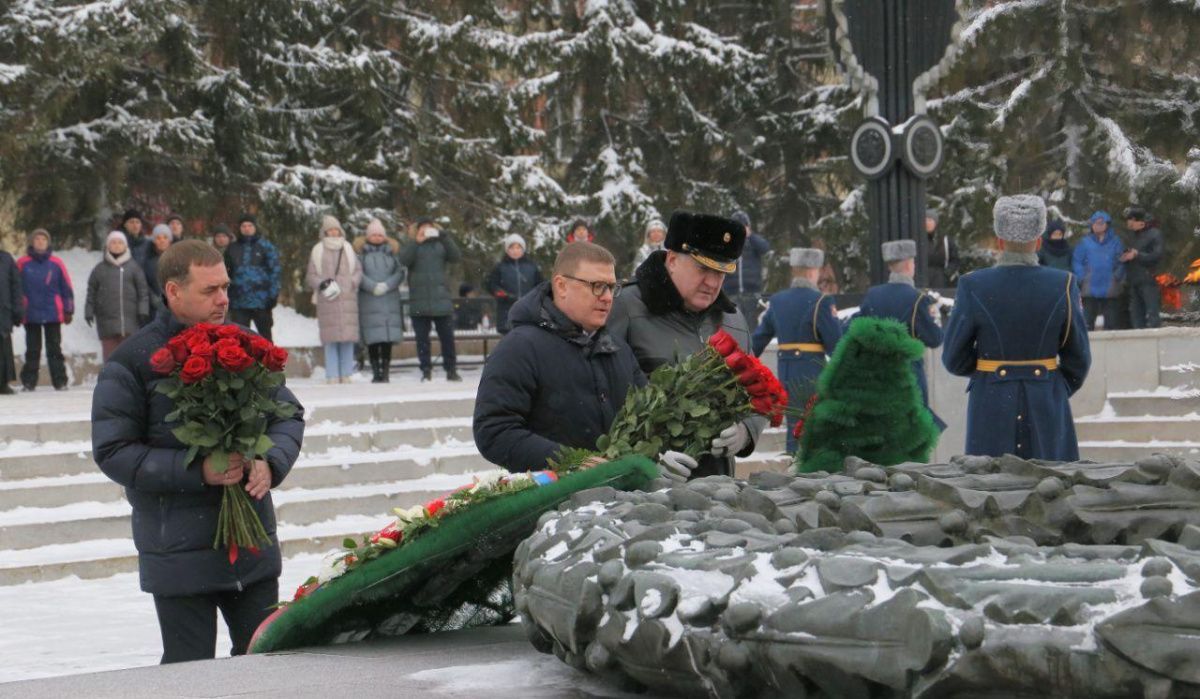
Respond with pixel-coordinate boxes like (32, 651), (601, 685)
(789, 248), (824, 269)
(993, 195), (1047, 243)
(882, 239), (917, 262)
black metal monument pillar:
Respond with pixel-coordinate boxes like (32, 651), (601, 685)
(826, 1), (962, 286)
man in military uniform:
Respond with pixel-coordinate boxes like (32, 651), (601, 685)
(608, 211), (765, 479)
(942, 195), (1091, 461)
(751, 248), (841, 453)
(855, 239), (946, 432)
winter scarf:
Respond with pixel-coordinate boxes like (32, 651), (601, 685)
(105, 248), (132, 266)
(309, 239), (358, 275)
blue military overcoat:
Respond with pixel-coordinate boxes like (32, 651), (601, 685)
(752, 281), (842, 452)
(857, 279), (946, 430)
(941, 262), (1091, 461)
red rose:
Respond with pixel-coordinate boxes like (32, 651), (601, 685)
(247, 335), (272, 360)
(166, 336), (189, 363)
(707, 329), (739, 357)
(217, 344), (255, 372)
(186, 334), (215, 360)
(750, 395), (774, 415)
(263, 346), (288, 373)
(370, 521), (402, 544)
(149, 347), (177, 375)
(216, 324), (242, 339)
(179, 355), (213, 384)
(293, 581), (318, 601)
(724, 351), (752, 373)
(425, 498), (447, 517)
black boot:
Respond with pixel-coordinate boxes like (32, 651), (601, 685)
(0, 383), (13, 395)
(446, 369), (462, 382)
(368, 345), (383, 383)
(380, 344), (392, 383)
(421, 368), (432, 382)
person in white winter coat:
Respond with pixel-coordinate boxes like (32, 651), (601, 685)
(306, 216), (362, 383)
(631, 219), (666, 275)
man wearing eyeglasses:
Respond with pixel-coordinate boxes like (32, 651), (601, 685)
(473, 241), (648, 472)
(607, 211), (765, 480)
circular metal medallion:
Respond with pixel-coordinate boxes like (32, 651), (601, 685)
(900, 115), (945, 179)
(850, 117), (894, 180)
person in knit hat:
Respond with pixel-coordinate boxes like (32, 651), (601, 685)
(121, 209), (150, 268)
(485, 232), (544, 334)
(16, 228), (74, 390)
(85, 231), (149, 361)
(210, 224), (232, 253)
(399, 217), (462, 381)
(225, 212), (281, 341)
(354, 218), (405, 382)
(631, 219), (667, 275)
(142, 224), (174, 323)
(1037, 218), (1073, 272)
(306, 215), (362, 383)
(942, 194), (1091, 461)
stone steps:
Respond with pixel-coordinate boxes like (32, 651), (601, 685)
(1075, 416), (1200, 443)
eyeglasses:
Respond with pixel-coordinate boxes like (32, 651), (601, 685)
(561, 274), (622, 298)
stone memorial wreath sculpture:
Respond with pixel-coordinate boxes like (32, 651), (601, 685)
(516, 453), (1200, 697)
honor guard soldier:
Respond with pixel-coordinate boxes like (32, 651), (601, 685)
(855, 239), (946, 432)
(942, 195), (1091, 461)
(608, 211), (766, 479)
(751, 247), (842, 453)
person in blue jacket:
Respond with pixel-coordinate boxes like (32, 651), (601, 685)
(751, 247), (841, 453)
(943, 195), (1091, 461)
(1072, 210), (1125, 330)
(855, 239), (945, 432)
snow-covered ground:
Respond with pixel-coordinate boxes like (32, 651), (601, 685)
(10, 247), (320, 359)
(0, 374), (486, 685)
(0, 552), (328, 683)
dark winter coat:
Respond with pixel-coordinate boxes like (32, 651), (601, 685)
(473, 283), (646, 472)
(398, 233), (461, 317)
(751, 279), (844, 452)
(355, 237), (405, 345)
(485, 255), (544, 333)
(85, 252), (150, 339)
(142, 246), (166, 322)
(0, 251), (21, 335)
(91, 312), (305, 596)
(127, 234), (151, 270)
(1038, 236), (1073, 272)
(722, 233), (771, 295)
(1124, 224), (1165, 287)
(17, 247), (74, 324)
(856, 278), (945, 431)
(608, 250), (766, 476)
(1072, 227), (1125, 298)
(225, 234), (282, 311)
(941, 259), (1091, 461)
(926, 233), (960, 288)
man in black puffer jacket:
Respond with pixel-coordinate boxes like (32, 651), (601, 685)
(92, 240), (304, 664)
(474, 242), (645, 472)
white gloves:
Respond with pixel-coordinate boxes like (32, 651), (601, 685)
(657, 451), (697, 483)
(711, 423), (751, 458)
(373, 282), (388, 296)
(321, 281), (342, 300)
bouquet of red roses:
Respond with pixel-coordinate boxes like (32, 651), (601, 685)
(150, 323), (295, 563)
(590, 329), (787, 463)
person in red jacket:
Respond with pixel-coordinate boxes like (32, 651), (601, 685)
(17, 228), (74, 391)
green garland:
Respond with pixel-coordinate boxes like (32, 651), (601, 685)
(248, 456), (658, 654)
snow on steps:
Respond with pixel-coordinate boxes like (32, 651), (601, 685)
(0, 378), (789, 585)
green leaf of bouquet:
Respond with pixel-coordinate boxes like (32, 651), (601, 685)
(343, 538), (357, 549)
(253, 434), (275, 457)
